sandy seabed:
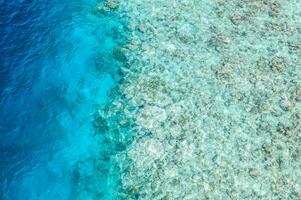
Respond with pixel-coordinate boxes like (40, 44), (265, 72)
(99, 0), (301, 199)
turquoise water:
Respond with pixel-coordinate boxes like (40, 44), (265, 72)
(100, 1), (301, 199)
(0, 0), (126, 199)
(2, 0), (300, 199)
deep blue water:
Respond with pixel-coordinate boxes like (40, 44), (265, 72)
(0, 0), (125, 199)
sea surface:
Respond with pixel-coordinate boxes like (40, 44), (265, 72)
(0, 0), (125, 199)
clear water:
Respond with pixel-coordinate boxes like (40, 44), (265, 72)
(0, 0), (125, 199)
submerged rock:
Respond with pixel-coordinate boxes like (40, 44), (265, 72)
(98, 0), (119, 13)
(269, 56), (287, 72)
(93, 115), (109, 133)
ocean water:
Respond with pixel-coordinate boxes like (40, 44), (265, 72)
(0, 0), (125, 199)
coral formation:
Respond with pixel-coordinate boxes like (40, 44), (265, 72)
(98, 0), (119, 13)
(100, 0), (301, 199)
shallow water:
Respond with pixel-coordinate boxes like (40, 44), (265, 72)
(103, 0), (301, 199)
(0, 0), (125, 199)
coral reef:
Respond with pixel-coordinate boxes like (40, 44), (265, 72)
(97, 0), (120, 13)
(100, 0), (301, 199)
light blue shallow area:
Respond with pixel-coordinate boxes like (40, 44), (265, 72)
(0, 0), (125, 199)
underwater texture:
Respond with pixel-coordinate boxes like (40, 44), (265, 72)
(99, 0), (301, 199)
